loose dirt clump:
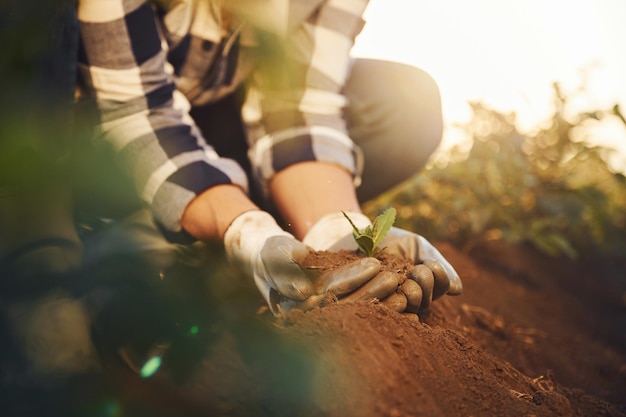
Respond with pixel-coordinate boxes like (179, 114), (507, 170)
(301, 249), (414, 279)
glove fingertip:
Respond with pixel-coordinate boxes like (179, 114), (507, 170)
(424, 259), (456, 299)
(321, 257), (381, 295)
(400, 279), (423, 311)
(381, 292), (408, 313)
(447, 278), (463, 295)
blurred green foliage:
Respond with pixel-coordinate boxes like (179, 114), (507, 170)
(366, 84), (626, 259)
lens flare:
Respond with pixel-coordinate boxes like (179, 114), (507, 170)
(139, 356), (162, 378)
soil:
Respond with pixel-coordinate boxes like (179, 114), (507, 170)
(4, 241), (626, 417)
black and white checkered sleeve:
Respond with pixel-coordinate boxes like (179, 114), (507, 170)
(77, 0), (248, 242)
(244, 0), (368, 193)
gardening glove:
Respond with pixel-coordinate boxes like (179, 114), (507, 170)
(303, 211), (401, 305)
(304, 212), (462, 312)
(381, 227), (463, 311)
(224, 210), (382, 316)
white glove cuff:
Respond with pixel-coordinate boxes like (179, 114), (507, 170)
(223, 210), (292, 273)
(303, 211), (371, 251)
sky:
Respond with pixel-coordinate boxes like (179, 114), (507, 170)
(352, 0), (626, 171)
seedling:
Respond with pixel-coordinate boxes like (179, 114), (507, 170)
(342, 208), (396, 257)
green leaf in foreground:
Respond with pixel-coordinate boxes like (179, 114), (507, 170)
(343, 208), (396, 257)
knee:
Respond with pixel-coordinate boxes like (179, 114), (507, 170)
(347, 59), (443, 154)
(386, 62), (443, 157)
(345, 59), (444, 193)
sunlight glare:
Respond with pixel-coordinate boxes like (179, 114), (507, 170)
(353, 0), (626, 172)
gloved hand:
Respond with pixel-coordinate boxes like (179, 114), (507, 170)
(381, 227), (463, 312)
(303, 211), (400, 308)
(223, 210), (385, 316)
(303, 211), (463, 313)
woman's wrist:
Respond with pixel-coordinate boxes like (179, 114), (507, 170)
(181, 184), (259, 242)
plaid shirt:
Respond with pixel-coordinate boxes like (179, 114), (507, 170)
(77, 0), (367, 241)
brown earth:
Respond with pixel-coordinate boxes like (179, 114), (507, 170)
(5, 241), (625, 417)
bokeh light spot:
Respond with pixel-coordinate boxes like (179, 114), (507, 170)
(140, 356), (162, 378)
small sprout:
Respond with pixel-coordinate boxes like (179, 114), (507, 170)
(342, 208), (396, 257)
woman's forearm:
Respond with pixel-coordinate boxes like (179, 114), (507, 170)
(181, 161), (361, 243)
(269, 161), (361, 240)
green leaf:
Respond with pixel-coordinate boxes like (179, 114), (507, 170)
(354, 235), (375, 257)
(371, 207), (396, 249)
(342, 211), (362, 234)
(342, 208), (396, 257)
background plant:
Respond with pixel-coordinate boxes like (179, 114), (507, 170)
(365, 83), (626, 259)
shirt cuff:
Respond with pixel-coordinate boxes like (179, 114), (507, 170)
(248, 125), (364, 192)
(150, 158), (249, 243)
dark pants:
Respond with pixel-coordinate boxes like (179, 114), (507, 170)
(0, 1), (100, 395)
(0, 1), (83, 280)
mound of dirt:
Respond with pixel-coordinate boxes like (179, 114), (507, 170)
(3, 241), (625, 417)
(254, 241), (625, 417)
